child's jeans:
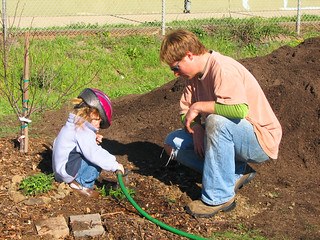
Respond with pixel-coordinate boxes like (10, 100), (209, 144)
(164, 114), (269, 205)
(75, 158), (101, 189)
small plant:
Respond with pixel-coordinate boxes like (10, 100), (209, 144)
(100, 185), (135, 201)
(126, 47), (140, 59)
(191, 27), (207, 38)
(19, 173), (54, 196)
(100, 185), (108, 196)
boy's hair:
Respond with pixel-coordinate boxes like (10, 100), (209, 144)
(71, 98), (100, 128)
(160, 29), (207, 65)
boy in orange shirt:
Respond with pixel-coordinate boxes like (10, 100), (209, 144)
(160, 29), (282, 217)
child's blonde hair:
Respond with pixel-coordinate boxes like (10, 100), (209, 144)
(71, 98), (101, 127)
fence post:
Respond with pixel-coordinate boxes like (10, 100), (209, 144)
(184, 0), (191, 13)
(2, 0), (7, 42)
(296, 0), (301, 35)
(161, 0), (166, 36)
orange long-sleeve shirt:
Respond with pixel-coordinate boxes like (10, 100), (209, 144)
(180, 51), (282, 159)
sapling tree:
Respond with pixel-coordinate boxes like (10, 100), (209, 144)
(0, 4), (97, 153)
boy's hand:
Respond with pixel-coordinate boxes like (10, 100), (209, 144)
(185, 105), (200, 134)
(185, 101), (215, 133)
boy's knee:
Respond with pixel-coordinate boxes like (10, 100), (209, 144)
(206, 114), (226, 131)
(205, 114), (238, 138)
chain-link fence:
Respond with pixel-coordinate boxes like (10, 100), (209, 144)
(2, 0), (320, 37)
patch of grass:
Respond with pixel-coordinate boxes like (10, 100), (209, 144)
(0, 124), (20, 137)
(19, 173), (54, 196)
(211, 224), (268, 240)
(1, 16), (319, 121)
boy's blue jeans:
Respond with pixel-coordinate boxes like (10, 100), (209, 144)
(164, 114), (269, 205)
(75, 158), (101, 189)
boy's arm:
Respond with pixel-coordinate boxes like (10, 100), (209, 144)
(180, 103), (248, 125)
(214, 103), (249, 119)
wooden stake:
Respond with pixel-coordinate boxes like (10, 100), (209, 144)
(21, 32), (29, 153)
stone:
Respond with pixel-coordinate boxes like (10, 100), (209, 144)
(69, 213), (105, 237)
(35, 216), (69, 239)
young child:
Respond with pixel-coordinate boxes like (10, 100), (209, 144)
(52, 88), (124, 198)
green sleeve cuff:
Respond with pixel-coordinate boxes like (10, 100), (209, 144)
(214, 103), (248, 119)
(180, 114), (198, 127)
(181, 114), (186, 124)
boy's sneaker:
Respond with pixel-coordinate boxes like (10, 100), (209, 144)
(235, 165), (256, 193)
(185, 197), (236, 218)
(69, 181), (99, 199)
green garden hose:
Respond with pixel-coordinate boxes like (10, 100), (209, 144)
(116, 171), (208, 240)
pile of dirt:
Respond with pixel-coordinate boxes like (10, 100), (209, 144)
(0, 37), (319, 239)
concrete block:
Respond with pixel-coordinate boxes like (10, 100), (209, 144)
(35, 215), (69, 239)
(69, 213), (105, 237)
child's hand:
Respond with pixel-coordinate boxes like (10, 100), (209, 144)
(117, 164), (125, 174)
(96, 133), (103, 144)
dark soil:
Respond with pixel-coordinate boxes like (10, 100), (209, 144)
(0, 37), (319, 240)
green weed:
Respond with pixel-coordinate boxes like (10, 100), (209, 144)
(190, 27), (207, 38)
(100, 185), (135, 201)
(19, 173), (54, 196)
